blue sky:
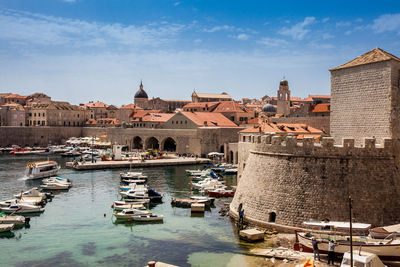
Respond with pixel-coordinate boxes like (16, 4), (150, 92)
(0, 0), (400, 105)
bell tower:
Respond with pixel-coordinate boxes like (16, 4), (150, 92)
(277, 78), (291, 116)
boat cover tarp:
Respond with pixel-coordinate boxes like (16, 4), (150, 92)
(383, 223), (400, 233)
(303, 221), (371, 230)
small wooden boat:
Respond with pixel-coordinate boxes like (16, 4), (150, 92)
(114, 208), (151, 220)
(0, 215), (25, 225)
(171, 197), (212, 208)
(207, 188), (235, 197)
(0, 224), (14, 233)
(1, 204), (44, 214)
(131, 214), (164, 222)
(40, 182), (70, 190)
(113, 203), (145, 211)
(189, 196), (215, 205)
(14, 188), (47, 200)
(114, 199), (150, 205)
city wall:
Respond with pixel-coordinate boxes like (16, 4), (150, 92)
(230, 134), (400, 228)
(0, 126), (82, 147)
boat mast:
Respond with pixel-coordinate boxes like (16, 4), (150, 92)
(349, 196), (353, 267)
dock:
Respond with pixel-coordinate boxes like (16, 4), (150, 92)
(66, 157), (211, 170)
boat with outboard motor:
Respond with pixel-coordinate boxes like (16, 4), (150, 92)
(0, 203), (44, 214)
(131, 214), (164, 222)
(113, 208), (152, 220)
(14, 188), (47, 200)
(206, 188), (235, 197)
(24, 161), (60, 180)
(0, 214), (26, 226)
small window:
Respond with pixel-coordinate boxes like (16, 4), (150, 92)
(269, 212), (276, 223)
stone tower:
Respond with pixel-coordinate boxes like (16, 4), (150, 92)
(330, 48), (400, 145)
(276, 79), (290, 116)
(134, 80), (149, 108)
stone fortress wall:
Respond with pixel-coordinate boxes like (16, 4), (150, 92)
(230, 134), (400, 228)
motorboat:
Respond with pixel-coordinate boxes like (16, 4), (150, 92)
(0, 215), (26, 226)
(115, 199), (150, 205)
(189, 196), (215, 205)
(113, 208), (152, 220)
(42, 176), (71, 185)
(0, 224), (14, 233)
(40, 182), (70, 190)
(113, 203), (145, 211)
(223, 168), (238, 175)
(1, 204), (45, 214)
(60, 150), (81, 157)
(24, 161), (60, 180)
(191, 178), (223, 190)
(0, 198), (41, 207)
(369, 223), (400, 239)
(207, 188), (235, 197)
(340, 251), (385, 267)
(121, 178), (147, 185)
(119, 185), (148, 195)
(14, 188), (47, 200)
(131, 214), (164, 222)
(120, 172), (144, 179)
(295, 221), (400, 261)
(171, 197), (213, 208)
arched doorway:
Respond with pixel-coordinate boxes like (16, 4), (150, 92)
(132, 136), (143, 150)
(229, 151), (234, 163)
(220, 145), (224, 153)
(146, 137), (159, 150)
(269, 212), (276, 223)
(162, 137), (176, 152)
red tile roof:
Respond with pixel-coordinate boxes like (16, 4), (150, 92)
(4, 94), (27, 99)
(212, 101), (246, 113)
(120, 104), (143, 110)
(141, 113), (174, 122)
(312, 103), (330, 113)
(181, 112), (238, 127)
(240, 122), (323, 135)
(183, 102), (219, 109)
(84, 101), (109, 108)
(130, 110), (161, 118)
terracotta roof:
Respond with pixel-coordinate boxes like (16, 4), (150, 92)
(141, 113), (174, 122)
(130, 109), (161, 118)
(1, 103), (25, 110)
(302, 95), (331, 102)
(312, 103), (330, 113)
(212, 101), (245, 113)
(120, 104), (143, 110)
(84, 101), (109, 108)
(183, 102), (219, 108)
(193, 93), (232, 99)
(240, 122), (323, 135)
(4, 94), (27, 99)
(87, 118), (119, 125)
(180, 112), (238, 127)
(330, 48), (400, 71)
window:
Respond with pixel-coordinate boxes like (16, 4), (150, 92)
(34, 113), (36, 117)
(43, 113), (45, 117)
(268, 212), (276, 222)
(38, 113), (40, 117)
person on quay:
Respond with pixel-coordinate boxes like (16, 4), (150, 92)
(312, 237), (321, 261)
(328, 239), (336, 265)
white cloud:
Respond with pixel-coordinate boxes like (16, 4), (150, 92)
(336, 21), (351, 27)
(278, 17), (315, 40)
(258, 37), (288, 47)
(372, 13), (400, 34)
(322, 33), (334, 40)
(173, 2), (180, 6)
(235, 33), (249, 40)
(322, 17), (330, 23)
(62, 0), (76, 2)
(345, 30), (352, 36)
(203, 25), (235, 33)
(0, 9), (187, 48)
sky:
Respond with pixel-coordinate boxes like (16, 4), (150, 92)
(0, 0), (400, 106)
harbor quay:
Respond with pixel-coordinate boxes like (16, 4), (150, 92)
(66, 157), (211, 170)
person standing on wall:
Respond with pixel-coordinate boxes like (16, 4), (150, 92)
(328, 239), (336, 265)
(312, 237), (320, 261)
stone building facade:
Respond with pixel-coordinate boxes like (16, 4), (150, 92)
(230, 48), (400, 229)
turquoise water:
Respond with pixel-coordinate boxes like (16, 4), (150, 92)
(0, 154), (265, 267)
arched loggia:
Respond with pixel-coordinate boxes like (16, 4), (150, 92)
(162, 137), (177, 152)
(132, 136), (143, 150)
(145, 137), (159, 150)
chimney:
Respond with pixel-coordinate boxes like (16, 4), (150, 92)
(204, 121), (208, 126)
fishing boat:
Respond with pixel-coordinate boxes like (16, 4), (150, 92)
(1, 204), (44, 214)
(191, 178), (225, 190)
(42, 176), (71, 185)
(295, 221), (400, 261)
(0, 215), (26, 226)
(40, 182), (70, 190)
(14, 188), (47, 200)
(113, 203), (145, 211)
(206, 188), (235, 197)
(60, 150), (81, 157)
(24, 161), (60, 180)
(113, 208), (151, 220)
(131, 214), (164, 222)
(0, 224), (14, 233)
(369, 224), (400, 239)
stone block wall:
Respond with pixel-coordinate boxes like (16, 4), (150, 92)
(231, 134), (400, 228)
(330, 61), (393, 145)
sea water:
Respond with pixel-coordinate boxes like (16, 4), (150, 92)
(0, 154), (268, 267)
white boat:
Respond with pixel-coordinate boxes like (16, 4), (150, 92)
(120, 183), (148, 192)
(115, 199), (150, 205)
(191, 178), (225, 190)
(0, 215), (25, 225)
(1, 204), (44, 214)
(0, 198), (41, 207)
(14, 188), (46, 200)
(223, 168), (238, 174)
(25, 161), (60, 180)
(369, 223), (400, 239)
(42, 176), (71, 185)
(120, 190), (149, 200)
(296, 231), (400, 261)
(113, 203), (145, 211)
(340, 251), (385, 267)
(121, 178), (147, 185)
(131, 214), (164, 222)
(113, 208), (152, 220)
(40, 182), (70, 190)
(120, 172), (144, 179)
(189, 196), (215, 205)
(0, 224), (14, 233)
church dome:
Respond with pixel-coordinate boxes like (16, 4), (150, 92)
(262, 103), (276, 113)
(134, 81), (148, 99)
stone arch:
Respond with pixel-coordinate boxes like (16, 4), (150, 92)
(229, 150), (234, 163)
(161, 137), (177, 152)
(132, 136), (143, 150)
(145, 137), (159, 150)
(268, 212), (276, 223)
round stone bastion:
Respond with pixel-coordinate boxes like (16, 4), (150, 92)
(230, 135), (400, 229)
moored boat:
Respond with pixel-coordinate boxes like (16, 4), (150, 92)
(369, 223), (400, 239)
(25, 161), (60, 180)
(113, 208), (152, 220)
(206, 188), (235, 197)
(131, 214), (164, 222)
(1, 204), (45, 214)
(0, 224), (14, 233)
(0, 215), (26, 225)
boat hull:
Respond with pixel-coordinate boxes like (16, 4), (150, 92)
(296, 232), (400, 261)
